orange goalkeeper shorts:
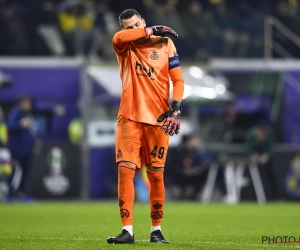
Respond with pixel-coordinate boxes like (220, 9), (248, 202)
(115, 116), (170, 168)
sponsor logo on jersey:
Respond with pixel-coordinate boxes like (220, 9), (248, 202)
(135, 61), (154, 80)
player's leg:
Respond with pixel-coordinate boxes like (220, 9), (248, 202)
(143, 124), (169, 243)
(18, 156), (34, 202)
(107, 117), (142, 244)
(146, 166), (169, 243)
(6, 159), (18, 202)
(118, 162), (136, 232)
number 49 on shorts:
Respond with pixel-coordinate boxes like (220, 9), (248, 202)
(150, 145), (165, 159)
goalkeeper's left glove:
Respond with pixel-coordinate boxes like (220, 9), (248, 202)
(157, 100), (181, 136)
(145, 25), (178, 38)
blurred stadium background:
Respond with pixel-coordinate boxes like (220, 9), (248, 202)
(1, 0), (300, 203)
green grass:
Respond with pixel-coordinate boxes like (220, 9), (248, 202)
(0, 202), (299, 250)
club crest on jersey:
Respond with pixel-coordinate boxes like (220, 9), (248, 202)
(135, 61), (154, 80)
(150, 50), (159, 60)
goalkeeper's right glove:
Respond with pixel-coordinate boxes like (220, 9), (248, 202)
(145, 25), (178, 38)
(157, 100), (181, 136)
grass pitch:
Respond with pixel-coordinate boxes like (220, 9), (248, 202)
(0, 202), (299, 250)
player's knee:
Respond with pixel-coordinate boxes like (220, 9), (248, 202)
(146, 165), (164, 172)
(146, 167), (164, 184)
(118, 161), (137, 170)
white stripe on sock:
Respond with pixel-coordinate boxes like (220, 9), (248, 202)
(151, 225), (161, 232)
(122, 225), (133, 236)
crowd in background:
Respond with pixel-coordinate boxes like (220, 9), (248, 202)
(164, 123), (276, 201)
(0, 0), (299, 60)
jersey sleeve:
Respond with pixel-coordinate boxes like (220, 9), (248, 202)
(167, 38), (184, 101)
(112, 37), (129, 55)
(166, 38), (178, 58)
(112, 28), (148, 55)
(7, 108), (22, 131)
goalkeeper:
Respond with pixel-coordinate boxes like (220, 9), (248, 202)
(107, 9), (184, 244)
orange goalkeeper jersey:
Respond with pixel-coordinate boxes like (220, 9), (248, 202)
(113, 30), (179, 125)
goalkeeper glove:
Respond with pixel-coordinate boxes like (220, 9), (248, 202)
(157, 100), (181, 136)
(145, 25), (178, 38)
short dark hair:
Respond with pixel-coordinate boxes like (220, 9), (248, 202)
(118, 9), (141, 27)
(17, 95), (31, 105)
(255, 122), (269, 133)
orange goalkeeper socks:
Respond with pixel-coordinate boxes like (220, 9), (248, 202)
(118, 165), (135, 227)
(146, 170), (165, 226)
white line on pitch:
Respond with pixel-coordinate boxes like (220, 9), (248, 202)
(1, 236), (300, 248)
